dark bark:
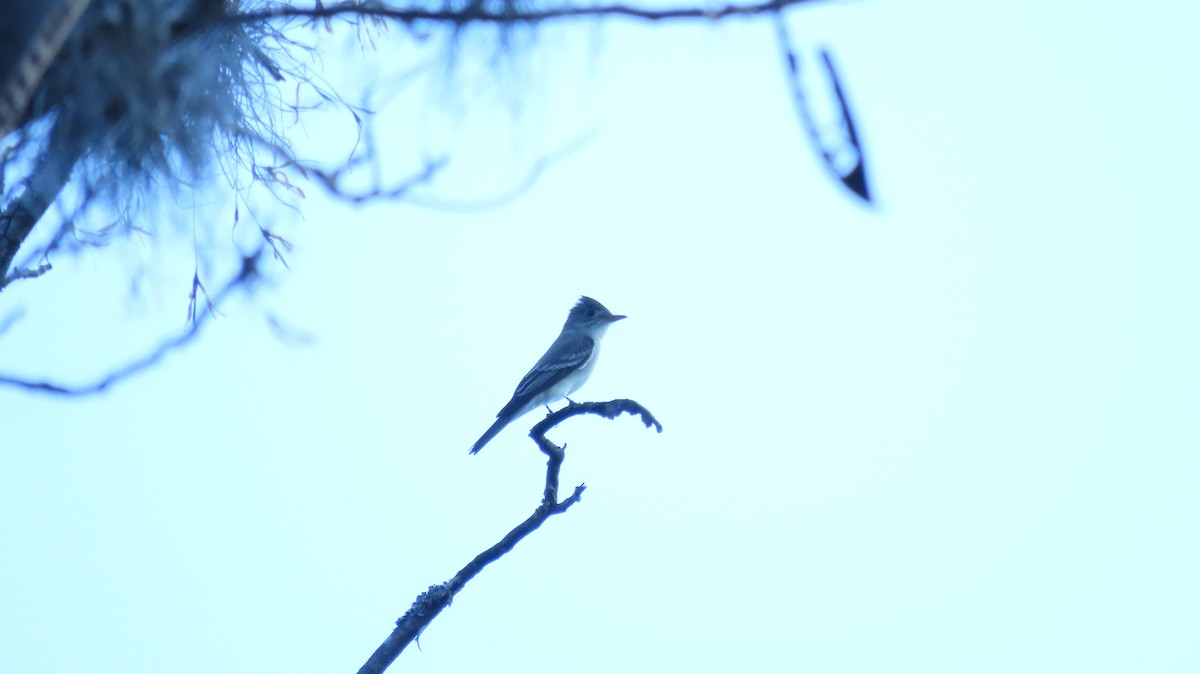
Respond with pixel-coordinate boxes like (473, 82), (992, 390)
(0, 119), (77, 287)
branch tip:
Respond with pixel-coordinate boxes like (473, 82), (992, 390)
(0, 262), (52, 290)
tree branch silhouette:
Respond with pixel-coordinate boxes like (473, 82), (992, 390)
(2, 0), (866, 290)
(237, 1), (871, 203)
(774, 14), (871, 202)
(0, 248), (265, 395)
(357, 399), (663, 674)
(406, 132), (598, 213)
(238, 0), (832, 27)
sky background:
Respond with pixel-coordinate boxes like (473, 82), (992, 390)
(3, 1), (1199, 673)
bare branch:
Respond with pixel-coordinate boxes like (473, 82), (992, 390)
(407, 132), (597, 213)
(531, 398), (663, 503)
(239, 2), (868, 203)
(820, 50), (870, 201)
(289, 156), (448, 204)
(533, 398), (664, 436)
(0, 261), (52, 290)
(237, 0), (834, 26)
(187, 268), (218, 324)
(260, 227), (293, 269)
(0, 307), (25, 338)
(0, 248), (265, 396)
(773, 15), (871, 202)
(357, 398), (662, 674)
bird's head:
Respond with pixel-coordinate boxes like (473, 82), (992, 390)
(566, 296), (625, 331)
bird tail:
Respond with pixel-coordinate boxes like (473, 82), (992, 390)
(470, 415), (513, 454)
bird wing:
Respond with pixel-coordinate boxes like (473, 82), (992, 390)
(509, 332), (595, 402)
(477, 333), (594, 453)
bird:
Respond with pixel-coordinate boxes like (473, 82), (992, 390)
(470, 296), (625, 454)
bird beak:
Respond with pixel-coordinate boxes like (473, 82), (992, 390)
(608, 314), (627, 322)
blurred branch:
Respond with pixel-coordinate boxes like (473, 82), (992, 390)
(0, 248), (264, 395)
(239, 0), (832, 26)
(0, 307), (25, 337)
(1, 261), (52, 289)
(283, 155), (449, 204)
(819, 51), (869, 200)
(0, 0), (92, 138)
(773, 14), (871, 202)
(357, 398), (662, 674)
(407, 132), (597, 213)
(241, 2), (869, 203)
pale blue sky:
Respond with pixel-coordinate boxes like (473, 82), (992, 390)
(2, 2), (1198, 673)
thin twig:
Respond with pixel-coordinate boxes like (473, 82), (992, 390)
(820, 50), (870, 201)
(267, 152), (448, 204)
(406, 132), (598, 213)
(0, 249), (264, 395)
(0, 262), (52, 290)
(773, 14), (871, 202)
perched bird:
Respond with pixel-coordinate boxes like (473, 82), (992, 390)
(470, 296), (625, 454)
